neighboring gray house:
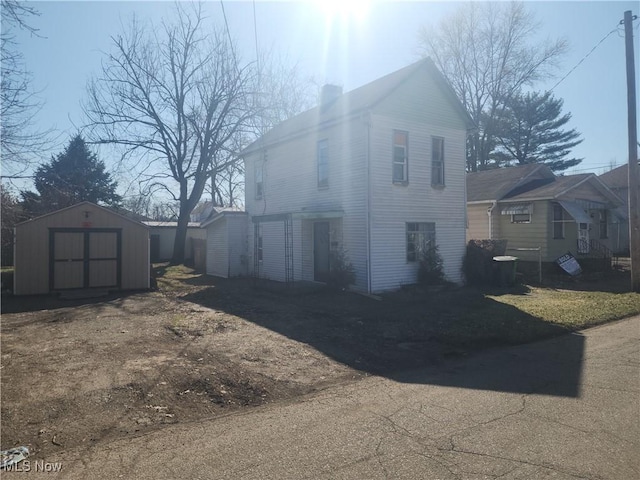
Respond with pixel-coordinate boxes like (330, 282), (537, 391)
(467, 164), (625, 263)
(240, 58), (474, 293)
(599, 163), (637, 254)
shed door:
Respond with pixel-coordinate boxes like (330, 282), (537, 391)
(50, 229), (121, 290)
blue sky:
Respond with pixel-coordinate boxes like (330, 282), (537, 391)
(9, 0), (640, 194)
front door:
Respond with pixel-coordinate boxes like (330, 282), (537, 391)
(578, 223), (590, 254)
(313, 222), (330, 282)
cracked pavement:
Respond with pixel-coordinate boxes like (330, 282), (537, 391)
(16, 315), (639, 479)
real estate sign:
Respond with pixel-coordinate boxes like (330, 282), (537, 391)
(556, 252), (582, 276)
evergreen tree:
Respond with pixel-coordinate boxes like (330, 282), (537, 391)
(22, 134), (120, 215)
(492, 91), (583, 172)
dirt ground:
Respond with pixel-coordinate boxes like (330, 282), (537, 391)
(0, 264), (635, 459)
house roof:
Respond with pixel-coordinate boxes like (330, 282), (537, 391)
(466, 164), (553, 202)
(143, 221), (201, 228)
(599, 164), (639, 189)
(199, 207), (247, 228)
(466, 164), (623, 206)
(505, 173), (592, 201)
(242, 58), (475, 155)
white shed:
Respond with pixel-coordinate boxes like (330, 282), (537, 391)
(14, 202), (150, 295)
(201, 210), (248, 278)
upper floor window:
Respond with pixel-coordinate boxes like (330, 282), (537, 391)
(406, 222), (436, 262)
(317, 139), (329, 188)
(255, 161), (264, 200)
(392, 130), (408, 184)
(432, 136), (445, 187)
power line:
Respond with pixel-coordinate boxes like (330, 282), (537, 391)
(550, 26), (618, 92)
(252, 0), (260, 73)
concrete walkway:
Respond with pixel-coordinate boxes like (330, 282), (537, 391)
(15, 316), (640, 479)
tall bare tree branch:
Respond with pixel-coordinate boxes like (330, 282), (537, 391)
(418, 2), (567, 172)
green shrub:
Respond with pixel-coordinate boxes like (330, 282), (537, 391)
(327, 249), (356, 290)
(463, 239), (507, 286)
(418, 245), (445, 285)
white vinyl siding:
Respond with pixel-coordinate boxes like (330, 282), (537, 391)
(368, 113), (467, 292)
(244, 117), (368, 291)
(317, 139), (329, 188)
(205, 215), (248, 278)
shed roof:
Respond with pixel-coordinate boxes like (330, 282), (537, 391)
(16, 201), (149, 228)
(242, 58), (474, 154)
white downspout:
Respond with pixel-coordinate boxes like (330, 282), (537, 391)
(487, 201), (497, 239)
(365, 111), (373, 294)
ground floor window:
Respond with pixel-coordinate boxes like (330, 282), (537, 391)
(553, 204), (565, 239)
(406, 222), (436, 262)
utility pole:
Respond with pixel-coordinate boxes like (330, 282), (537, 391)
(623, 10), (639, 292)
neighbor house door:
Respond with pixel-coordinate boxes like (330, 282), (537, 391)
(578, 223), (590, 254)
(313, 222), (330, 282)
(50, 228), (122, 290)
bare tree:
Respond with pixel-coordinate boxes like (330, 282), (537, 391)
(1, 0), (53, 179)
(83, 3), (259, 263)
(418, 2), (567, 172)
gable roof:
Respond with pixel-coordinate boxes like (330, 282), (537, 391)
(242, 58), (474, 155)
(505, 173), (592, 201)
(599, 164), (639, 189)
(16, 201), (149, 228)
(466, 164), (554, 202)
(466, 164), (623, 206)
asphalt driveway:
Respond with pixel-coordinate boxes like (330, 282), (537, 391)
(8, 315), (639, 479)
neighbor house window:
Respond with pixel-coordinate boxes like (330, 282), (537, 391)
(406, 222), (436, 262)
(553, 204), (565, 239)
(511, 213), (531, 224)
(255, 161), (264, 200)
(392, 130), (408, 183)
(317, 139), (329, 188)
(599, 210), (608, 239)
(431, 136), (445, 186)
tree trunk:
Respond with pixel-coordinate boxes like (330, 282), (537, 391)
(171, 204), (191, 265)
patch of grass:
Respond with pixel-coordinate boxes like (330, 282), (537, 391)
(488, 287), (640, 329)
(154, 263), (200, 292)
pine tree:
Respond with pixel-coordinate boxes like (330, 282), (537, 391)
(492, 91), (583, 172)
(22, 135), (120, 215)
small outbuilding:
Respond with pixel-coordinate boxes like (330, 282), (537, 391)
(201, 208), (248, 278)
(14, 202), (150, 295)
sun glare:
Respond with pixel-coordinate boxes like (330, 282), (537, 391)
(314, 0), (371, 23)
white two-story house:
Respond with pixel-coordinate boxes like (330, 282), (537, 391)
(241, 58), (474, 293)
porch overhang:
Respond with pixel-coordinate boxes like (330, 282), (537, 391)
(252, 210), (344, 223)
(500, 203), (532, 215)
(558, 201), (592, 224)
